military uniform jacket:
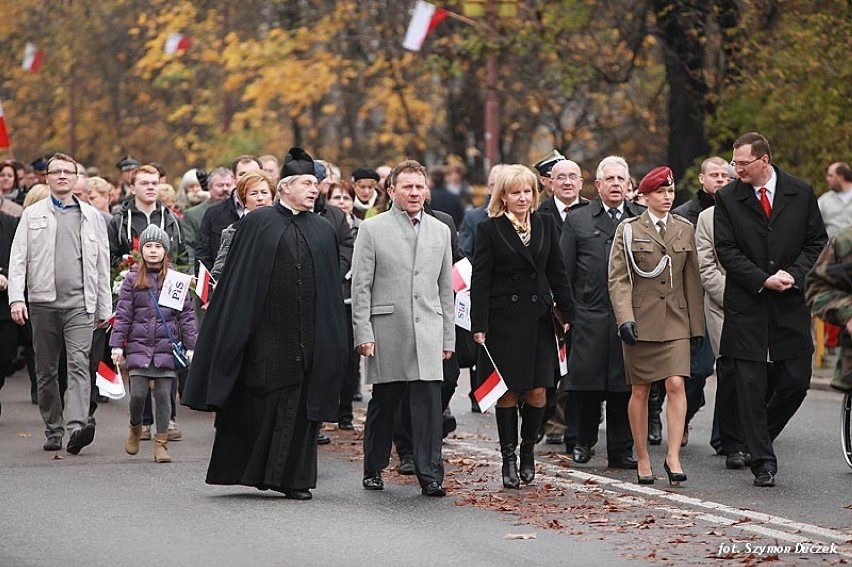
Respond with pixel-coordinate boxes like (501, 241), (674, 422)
(561, 199), (644, 391)
(714, 166), (827, 361)
(608, 210), (704, 342)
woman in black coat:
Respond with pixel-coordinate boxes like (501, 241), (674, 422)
(471, 164), (575, 489)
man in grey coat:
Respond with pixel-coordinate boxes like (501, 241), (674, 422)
(352, 160), (454, 497)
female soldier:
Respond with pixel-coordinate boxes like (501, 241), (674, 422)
(471, 164), (574, 489)
(608, 167), (704, 485)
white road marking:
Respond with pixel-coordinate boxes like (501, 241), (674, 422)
(447, 439), (852, 557)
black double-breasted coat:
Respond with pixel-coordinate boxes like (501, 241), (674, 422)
(560, 199), (645, 392)
(714, 166), (827, 362)
(470, 212), (575, 391)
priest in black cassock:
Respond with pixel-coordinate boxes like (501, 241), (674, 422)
(182, 147), (348, 500)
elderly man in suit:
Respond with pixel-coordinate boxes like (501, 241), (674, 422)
(352, 160), (455, 497)
(561, 155), (644, 468)
(714, 132), (827, 487)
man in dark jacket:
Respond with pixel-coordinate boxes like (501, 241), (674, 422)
(0, 212), (19, 416)
(560, 156), (643, 468)
(108, 164), (187, 271)
(536, 159), (589, 447)
(714, 132), (827, 487)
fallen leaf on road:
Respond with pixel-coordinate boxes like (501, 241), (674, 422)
(52, 455), (63, 460)
(503, 533), (536, 540)
(18, 432), (32, 438)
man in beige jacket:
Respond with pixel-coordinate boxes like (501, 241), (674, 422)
(8, 153), (111, 455)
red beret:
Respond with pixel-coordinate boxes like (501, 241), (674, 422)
(637, 166), (674, 194)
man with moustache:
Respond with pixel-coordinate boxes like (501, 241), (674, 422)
(536, 158), (589, 447)
(560, 156), (644, 467)
(714, 132), (827, 487)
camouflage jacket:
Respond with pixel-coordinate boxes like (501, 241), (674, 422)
(806, 226), (852, 392)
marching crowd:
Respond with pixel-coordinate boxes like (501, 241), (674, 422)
(0, 132), (850, 499)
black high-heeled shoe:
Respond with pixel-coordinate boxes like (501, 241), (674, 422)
(663, 460), (687, 486)
(637, 470), (655, 485)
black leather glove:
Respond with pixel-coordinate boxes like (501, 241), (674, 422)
(690, 336), (703, 351)
(195, 169), (210, 193)
(618, 322), (638, 345)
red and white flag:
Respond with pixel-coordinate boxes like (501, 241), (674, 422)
(164, 33), (192, 55)
(452, 257), (472, 292)
(557, 337), (568, 377)
(473, 345), (509, 412)
(0, 98), (11, 150)
(22, 42), (44, 73)
(402, 1), (449, 51)
(106, 312), (117, 329)
(96, 361), (126, 400)
(194, 262), (213, 305)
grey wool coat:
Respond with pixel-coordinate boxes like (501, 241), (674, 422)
(351, 203), (455, 384)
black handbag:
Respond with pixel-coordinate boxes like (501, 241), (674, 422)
(148, 288), (190, 370)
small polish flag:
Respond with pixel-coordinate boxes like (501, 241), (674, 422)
(106, 312), (117, 328)
(473, 368), (509, 413)
(557, 337), (568, 377)
(96, 361), (126, 400)
(0, 98), (11, 150)
(402, 1), (449, 51)
(452, 258), (472, 292)
(194, 262), (213, 305)
(164, 33), (192, 55)
(22, 42), (44, 73)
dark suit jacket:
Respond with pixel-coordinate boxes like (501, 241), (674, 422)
(561, 199), (644, 391)
(459, 205), (488, 260)
(470, 212), (575, 390)
(714, 165), (827, 361)
(196, 195), (240, 272)
(0, 213), (19, 321)
(537, 196), (590, 234)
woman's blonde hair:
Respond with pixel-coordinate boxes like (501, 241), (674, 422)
(486, 164), (540, 218)
(87, 176), (112, 196)
(23, 184), (51, 209)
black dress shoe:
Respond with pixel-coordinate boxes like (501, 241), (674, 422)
(442, 411), (457, 439)
(725, 451), (749, 470)
(648, 421), (663, 445)
(338, 420), (354, 431)
(283, 489), (312, 500)
(753, 471), (776, 487)
(398, 458), (416, 475)
(66, 423), (95, 455)
(421, 482), (446, 497)
(608, 456), (638, 470)
(545, 433), (562, 445)
(43, 436), (62, 451)
(317, 433), (331, 445)
(572, 445), (592, 464)
(362, 474), (384, 490)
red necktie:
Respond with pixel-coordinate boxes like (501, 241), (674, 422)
(758, 187), (772, 219)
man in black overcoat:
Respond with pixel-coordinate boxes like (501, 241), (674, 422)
(560, 156), (643, 468)
(714, 132), (827, 488)
(182, 147), (347, 500)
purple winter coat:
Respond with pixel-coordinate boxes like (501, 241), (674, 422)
(110, 267), (197, 371)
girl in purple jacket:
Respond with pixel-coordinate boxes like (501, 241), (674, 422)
(110, 225), (196, 463)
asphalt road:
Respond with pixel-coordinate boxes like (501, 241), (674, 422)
(1, 368), (850, 566)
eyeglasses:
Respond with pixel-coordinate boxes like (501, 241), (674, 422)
(730, 156), (764, 169)
(48, 169), (78, 177)
(553, 174), (581, 182)
(330, 194), (353, 201)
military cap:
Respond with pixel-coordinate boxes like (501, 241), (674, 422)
(533, 149), (566, 177)
(637, 166), (674, 194)
(116, 154), (141, 171)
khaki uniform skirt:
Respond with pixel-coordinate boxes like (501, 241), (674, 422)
(622, 338), (690, 385)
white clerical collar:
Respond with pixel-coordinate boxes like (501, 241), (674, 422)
(281, 201), (303, 215)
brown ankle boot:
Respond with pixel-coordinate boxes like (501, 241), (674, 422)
(125, 424), (143, 455)
(154, 434), (171, 463)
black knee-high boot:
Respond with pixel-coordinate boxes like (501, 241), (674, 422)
(495, 406), (520, 489)
(519, 404), (546, 484)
